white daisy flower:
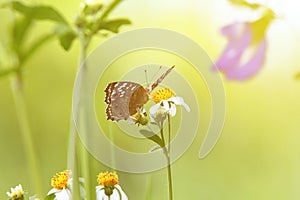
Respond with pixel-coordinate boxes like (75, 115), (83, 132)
(7, 184), (24, 200)
(96, 171), (128, 200)
(150, 88), (190, 123)
(47, 170), (85, 200)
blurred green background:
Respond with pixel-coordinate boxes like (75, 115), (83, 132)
(1, 0), (300, 199)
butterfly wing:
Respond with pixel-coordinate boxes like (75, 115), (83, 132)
(105, 81), (149, 121)
(150, 65), (175, 92)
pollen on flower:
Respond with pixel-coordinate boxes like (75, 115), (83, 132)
(152, 88), (175, 103)
(51, 170), (70, 190)
(97, 171), (119, 187)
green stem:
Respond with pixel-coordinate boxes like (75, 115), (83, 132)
(167, 114), (173, 200)
(67, 123), (80, 200)
(68, 33), (92, 200)
(10, 72), (43, 195)
(79, 35), (94, 200)
(99, 0), (122, 20)
(166, 153), (173, 200)
(159, 120), (173, 200)
(167, 114), (171, 152)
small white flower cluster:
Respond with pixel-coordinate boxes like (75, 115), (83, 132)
(7, 184), (24, 200)
(47, 170), (127, 200)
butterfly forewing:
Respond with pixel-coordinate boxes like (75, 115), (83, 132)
(104, 81), (149, 121)
(104, 65), (174, 122)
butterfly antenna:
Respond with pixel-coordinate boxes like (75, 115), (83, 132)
(150, 65), (175, 92)
(150, 66), (163, 83)
(144, 69), (149, 87)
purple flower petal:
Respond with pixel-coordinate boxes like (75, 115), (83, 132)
(214, 22), (252, 72)
(225, 39), (267, 80)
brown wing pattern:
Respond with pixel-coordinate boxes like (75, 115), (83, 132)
(104, 81), (148, 121)
(150, 65), (175, 92)
(104, 65), (174, 121)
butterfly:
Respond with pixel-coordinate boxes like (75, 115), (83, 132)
(104, 65), (175, 121)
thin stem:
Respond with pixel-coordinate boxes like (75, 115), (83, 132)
(68, 33), (92, 200)
(166, 114), (173, 200)
(68, 35), (89, 200)
(99, 0), (122, 20)
(166, 155), (173, 200)
(159, 121), (166, 149)
(159, 120), (173, 200)
(79, 35), (94, 200)
(11, 72), (43, 195)
(167, 114), (171, 152)
(67, 123), (80, 200)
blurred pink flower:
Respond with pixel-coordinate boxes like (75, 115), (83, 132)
(215, 8), (275, 80)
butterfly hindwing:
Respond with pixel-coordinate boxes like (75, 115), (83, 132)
(104, 81), (148, 121)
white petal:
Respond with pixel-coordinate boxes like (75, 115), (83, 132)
(149, 103), (161, 122)
(168, 96), (183, 105)
(169, 96), (190, 112)
(95, 185), (128, 200)
(47, 188), (59, 195)
(150, 103), (160, 115)
(168, 104), (177, 116)
(17, 184), (23, 191)
(54, 189), (71, 200)
(6, 192), (12, 197)
(182, 102), (190, 112)
(161, 100), (171, 111)
(96, 186), (107, 200)
(112, 185), (128, 200)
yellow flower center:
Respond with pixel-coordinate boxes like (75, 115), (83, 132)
(51, 170), (70, 190)
(97, 171), (119, 187)
(152, 88), (175, 103)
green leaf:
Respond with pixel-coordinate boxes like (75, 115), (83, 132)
(55, 24), (77, 51)
(5, 1), (68, 24)
(97, 18), (131, 33)
(44, 193), (55, 200)
(140, 129), (164, 147)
